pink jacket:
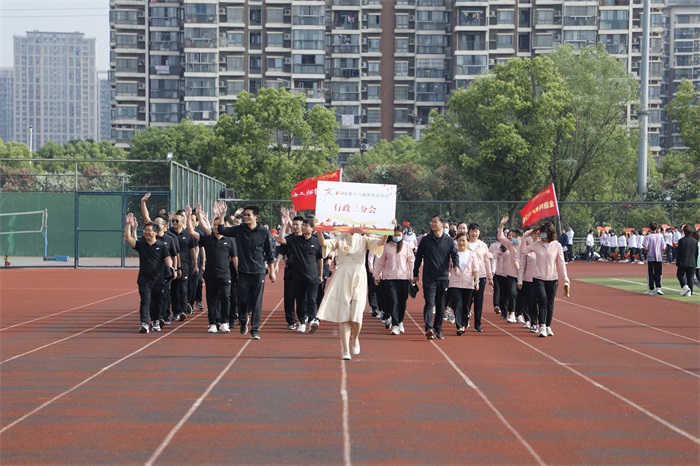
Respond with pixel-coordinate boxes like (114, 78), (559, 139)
(469, 240), (493, 280)
(448, 250), (481, 289)
(490, 241), (505, 276)
(373, 241), (414, 281)
(517, 236), (537, 284)
(521, 240), (569, 283)
(497, 228), (520, 278)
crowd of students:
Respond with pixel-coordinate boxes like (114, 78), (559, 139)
(125, 199), (696, 358)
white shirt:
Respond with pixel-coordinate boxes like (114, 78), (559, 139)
(586, 234), (595, 247)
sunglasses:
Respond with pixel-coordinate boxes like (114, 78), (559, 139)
(172, 219), (181, 223)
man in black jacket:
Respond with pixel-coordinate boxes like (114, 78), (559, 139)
(412, 214), (460, 340)
(676, 225), (698, 297)
(215, 201), (276, 340)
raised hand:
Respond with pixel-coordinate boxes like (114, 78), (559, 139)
(185, 204), (193, 218)
(141, 192), (151, 203)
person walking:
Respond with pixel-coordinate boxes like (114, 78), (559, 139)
(215, 201), (276, 340)
(496, 216), (522, 324)
(521, 222), (570, 338)
(675, 225), (698, 297)
(373, 225), (415, 335)
(642, 222), (666, 295)
(466, 222), (493, 333)
(412, 214), (460, 340)
(585, 230), (595, 262)
(565, 226), (575, 262)
(448, 232), (481, 335)
(124, 213), (173, 333)
(316, 229), (390, 360)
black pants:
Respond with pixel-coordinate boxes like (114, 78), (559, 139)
(586, 245), (594, 262)
(677, 266), (695, 293)
(647, 261), (663, 290)
(294, 279), (319, 323)
(449, 287), (474, 329)
(422, 279), (448, 332)
(237, 273), (265, 331)
(228, 277), (238, 323)
(533, 278), (558, 327)
(171, 265), (189, 315)
(498, 275), (517, 315)
(470, 277), (486, 329)
(160, 278), (172, 321)
(195, 270), (204, 303)
(138, 281), (164, 324)
(521, 281), (538, 325)
(367, 271), (379, 312)
(188, 268), (199, 305)
(382, 279), (410, 326)
(283, 277), (297, 325)
(493, 275), (503, 311)
(316, 278), (327, 308)
(204, 275), (231, 325)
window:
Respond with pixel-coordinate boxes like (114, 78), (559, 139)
(267, 57), (284, 71)
(395, 62), (409, 76)
(226, 7), (244, 23)
(396, 37), (409, 52)
(396, 15), (409, 29)
(496, 34), (513, 49)
(226, 32), (244, 47)
(367, 62), (380, 76)
(497, 10), (514, 24)
(395, 85), (409, 100)
(367, 108), (381, 123)
(267, 8), (284, 23)
(268, 33), (284, 47)
(226, 80), (244, 95)
(367, 85), (380, 100)
(226, 56), (244, 71)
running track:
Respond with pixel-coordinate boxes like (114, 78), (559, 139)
(0, 264), (698, 465)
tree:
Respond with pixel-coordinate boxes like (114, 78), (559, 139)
(547, 43), (639, 202)
(426, 56), (575, 222)
(666, 79), (700, 165)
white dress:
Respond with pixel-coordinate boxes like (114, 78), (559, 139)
(316, 234), (384, 323)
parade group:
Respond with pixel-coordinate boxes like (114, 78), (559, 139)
(125, 195), (699, 360)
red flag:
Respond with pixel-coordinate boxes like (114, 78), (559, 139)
(518, 184), (559, 228)
(290, 169), (342, 211)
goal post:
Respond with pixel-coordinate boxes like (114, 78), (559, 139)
(0, 209), (49, 259)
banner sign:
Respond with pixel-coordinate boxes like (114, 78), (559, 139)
(290, 169), (342, 211)
(519, 184), (560, 228)
(315, 181), (396, 234)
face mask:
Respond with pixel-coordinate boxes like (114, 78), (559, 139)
(512, 238), (520, 245)
(392, 236), (402, 243)
(539, 233), (548, 240)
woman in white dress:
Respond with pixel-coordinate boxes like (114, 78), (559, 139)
(317, 229), (390, 360)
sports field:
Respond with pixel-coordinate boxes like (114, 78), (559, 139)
(1, 262), (698, 465)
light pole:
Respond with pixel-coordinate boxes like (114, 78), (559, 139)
(28, 125), (34, 153)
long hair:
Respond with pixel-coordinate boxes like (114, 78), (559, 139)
(394, 225), (403, 253)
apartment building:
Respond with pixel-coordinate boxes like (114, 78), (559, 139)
(662, 0), (700, 152)
(0, 68), (14, 143)
(100, 73), (113, 142)
(13, 31), (100, 149)
(110, 0), (688, 160)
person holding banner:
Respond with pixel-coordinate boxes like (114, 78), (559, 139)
(316, 229), (390, 360)
(412, 214), (460, 340)
(521, 221), (570, 338)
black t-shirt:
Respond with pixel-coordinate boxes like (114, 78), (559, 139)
(169, 227), (197, 269)
(284, 234), (323, 282)
(217, 223), (274, 275)
(199, 233), (237, 279)
(157, 232), (179, 279)
(133, 237), (169, 284)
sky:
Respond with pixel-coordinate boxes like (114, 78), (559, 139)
(0, 0), (110, 71)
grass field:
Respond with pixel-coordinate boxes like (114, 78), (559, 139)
(577, 275), (700, 303)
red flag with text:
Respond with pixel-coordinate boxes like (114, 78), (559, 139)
(519, 184), (559, 228)
(290, 169), (342, 211)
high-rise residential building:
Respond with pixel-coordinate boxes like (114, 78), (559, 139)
(99, 73), (112, 141)
(109, 0), (692, 161)
(662, 0), (700, 152)
(0, 68), (14, 143)
(12, 31), (100, 150)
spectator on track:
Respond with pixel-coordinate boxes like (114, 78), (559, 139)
(215, 201), (276, 340)
(585, 230), (595, 262)
(675, 225), (698, 297)
(124, 212), (173, 334)
(642, 222), (666, 295)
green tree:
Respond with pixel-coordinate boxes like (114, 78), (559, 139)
(666, 79), (700, 164)
(548, 43), (639, 202)
(426, 56), (575, 222)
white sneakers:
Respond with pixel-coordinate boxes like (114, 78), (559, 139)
(390, 325), (401, 335)
(309, 319), (320, 333)
(297, 323), (307, 333)
(656, 288), (664, 295)
(398, 322), (405, 333)
(219, 323), (230, 333)
(546, 326), (554, 336)
(538, 326), (547, 338)
(680, 285), (692, 296)
(643, 289), (656, 295)
(506, 313), (517, 323)
(207, 324), (218, 333)
(517, 315), (526, 324)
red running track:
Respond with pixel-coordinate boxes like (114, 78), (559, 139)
(0, 264), (698, 465)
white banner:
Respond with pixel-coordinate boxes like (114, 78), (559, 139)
(315, 181), (396, 234)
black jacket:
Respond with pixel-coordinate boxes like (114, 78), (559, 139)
(217, 223), (274, 275)
(676, 236), (699, 268)
(413, 231), (459, 281)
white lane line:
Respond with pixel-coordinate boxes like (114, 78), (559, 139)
(0, 310), (138, 366)
(609, 277), (688, 293)
(341, 359), (351, 466)
(554, 319), (699, 379)
(144, 298), (283, 466)
(488, 321), (700, 446)
(0, 290), (137, 332)
(0, 313), (202, 435)
(407, 314), (545, 466)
